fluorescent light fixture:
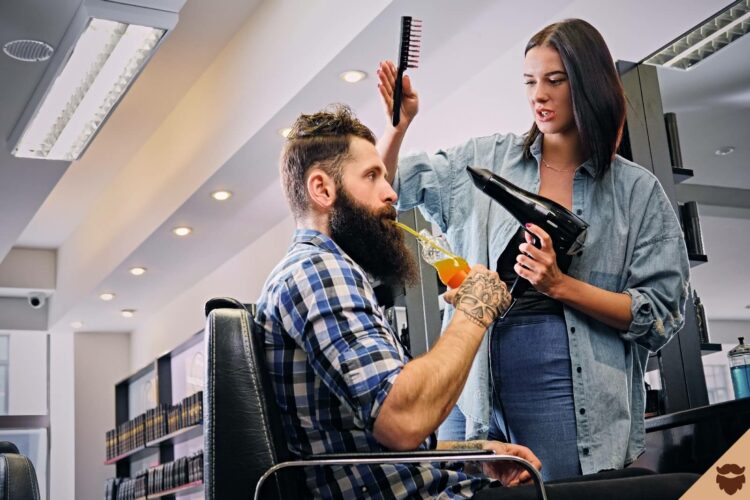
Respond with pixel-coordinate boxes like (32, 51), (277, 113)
(644, 0), (750, 70)
(129, 266), (147, 276)
(121, 309), (136, 318)
(339, 70), (367, 83)
(100, 292), (116, 301)
(715, 146), (736, 156)
(9, 0), (183, 161)
(70, 321), (84, 329)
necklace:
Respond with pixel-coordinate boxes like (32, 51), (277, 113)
(542, 157), (576, 173)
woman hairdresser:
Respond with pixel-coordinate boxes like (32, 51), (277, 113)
(376, 19), (689, 481)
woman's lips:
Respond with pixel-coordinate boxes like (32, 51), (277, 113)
(536, 109), (555, 122)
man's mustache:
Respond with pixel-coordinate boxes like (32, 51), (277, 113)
(717, 463), (746, 475)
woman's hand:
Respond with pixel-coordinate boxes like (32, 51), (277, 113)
(514, 223), (566, 298)
(377, 60), (419, 131)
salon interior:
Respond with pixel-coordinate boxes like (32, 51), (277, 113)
(0, 0), (749, 499)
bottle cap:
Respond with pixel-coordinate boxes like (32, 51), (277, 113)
(729, 337), (750, 357)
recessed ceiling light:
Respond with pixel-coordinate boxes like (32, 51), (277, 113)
(121, 309), (136, 318)
(129, 266), (147, 276)
(279, 127), (292, 138)
(70, 321), (83, 329)
(715, 146), (735, 156)
(172, 226), (192, 237)
(99, 292), (116, 301)
(211, 190), (232, 201)
(339, 70), (367, 83)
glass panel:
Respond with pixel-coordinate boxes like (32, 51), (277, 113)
(0, 428), (48, 500)
(0, 335), (9, 361)
(0, 366), (7, 414)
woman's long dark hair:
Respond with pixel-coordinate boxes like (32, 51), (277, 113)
(522, 19), (626, 177)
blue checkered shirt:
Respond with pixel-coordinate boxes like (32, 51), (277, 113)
(254, 229), (494, 498)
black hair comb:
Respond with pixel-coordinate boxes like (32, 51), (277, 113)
(392, 16), (421, 127)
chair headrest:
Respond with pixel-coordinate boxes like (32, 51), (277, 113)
(0, 443), (19, 455)
(205, 297), (246, 317)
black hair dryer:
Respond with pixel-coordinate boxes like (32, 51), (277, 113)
(466, 166), (589, 315)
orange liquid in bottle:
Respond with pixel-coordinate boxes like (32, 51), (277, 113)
(433, 257), (471, 289)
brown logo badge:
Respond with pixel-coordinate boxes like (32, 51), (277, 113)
(716, 463), (746, 496)
(682, 429), (750, 499)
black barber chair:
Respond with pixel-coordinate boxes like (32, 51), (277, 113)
(0, 442), (41, 500)
(203, 297), (546, 500)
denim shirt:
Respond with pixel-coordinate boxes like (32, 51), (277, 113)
(393, 132), (690, 474)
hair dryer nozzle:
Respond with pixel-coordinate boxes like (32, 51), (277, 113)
(466, 166), (492, 190)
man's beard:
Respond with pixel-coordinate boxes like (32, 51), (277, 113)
(329, 188), (419, 288)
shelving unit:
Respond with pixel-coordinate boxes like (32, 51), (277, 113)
(105, 330), (205, 499)
(672, 167), (694, 184)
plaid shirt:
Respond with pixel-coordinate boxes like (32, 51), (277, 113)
(255, 229), (494, 499)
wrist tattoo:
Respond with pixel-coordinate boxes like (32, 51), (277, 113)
(454, 273), (511, 328)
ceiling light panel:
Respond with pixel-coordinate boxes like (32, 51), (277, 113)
(644, 0), (750, 70)
(9, 0), (182, 161)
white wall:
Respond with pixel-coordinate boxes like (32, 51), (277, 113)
(74, 332), (130, 500)
(8, 331), (47, 415)
(130, 215), (294, 370)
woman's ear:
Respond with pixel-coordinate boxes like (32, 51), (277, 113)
(306, 167), (337, 210)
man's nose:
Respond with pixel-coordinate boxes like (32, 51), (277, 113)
(383, 182), (398, 204)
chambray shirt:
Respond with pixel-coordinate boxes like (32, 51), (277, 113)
(394, 133), (690, 474)
(254, 230), (495, 499)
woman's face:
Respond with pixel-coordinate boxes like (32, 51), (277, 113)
(523, 45), (575, 136)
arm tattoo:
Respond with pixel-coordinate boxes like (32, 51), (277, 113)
(453, 273), (511, 328)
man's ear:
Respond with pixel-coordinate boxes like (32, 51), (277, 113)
(306, 167), (337, 210)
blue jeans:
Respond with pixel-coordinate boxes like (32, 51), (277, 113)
(489, 314), (581, 481)
(438, 314), (582, 481)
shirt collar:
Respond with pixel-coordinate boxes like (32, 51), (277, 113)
(528, 132), (597, 178)
(291, 228), (343, 255)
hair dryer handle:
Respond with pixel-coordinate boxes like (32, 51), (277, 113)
(500, 229), (541, 319)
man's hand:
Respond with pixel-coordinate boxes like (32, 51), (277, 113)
(377, 60), (419, 131)
(444, 265), (511, 328)
(481, 441), (542, 487)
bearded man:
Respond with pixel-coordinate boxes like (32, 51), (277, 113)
(254, 104), (539, 498)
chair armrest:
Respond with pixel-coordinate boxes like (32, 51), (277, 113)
(306, 449), (494, 461)
(255, 450), (546, 500)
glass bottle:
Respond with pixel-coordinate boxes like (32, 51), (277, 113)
(417, 229), (470, 289)
(728, 337), (750, 399)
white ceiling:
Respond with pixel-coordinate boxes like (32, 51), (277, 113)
(1, 0), (746, 334)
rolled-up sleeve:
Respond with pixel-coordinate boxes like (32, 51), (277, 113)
(621, 183), (690, 352)
(394, 136), (486, 232)
(280, 254), (405, 429)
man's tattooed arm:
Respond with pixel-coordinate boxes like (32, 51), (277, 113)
(452, 271), (511, 328)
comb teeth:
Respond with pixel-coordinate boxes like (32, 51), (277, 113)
(398, 16), (422, 69)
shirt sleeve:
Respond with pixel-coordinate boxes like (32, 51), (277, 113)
(393, 137), (483, 232)
(621, 180), (690, 352)
(279, 253), (405, 430)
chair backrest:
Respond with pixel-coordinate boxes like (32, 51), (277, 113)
(0, 441), (41, 500)
(203, 297), (303, 500)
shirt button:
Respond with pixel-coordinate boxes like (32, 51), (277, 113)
(580, 408), (586, 415)
(361, 486), (367, 492)
(570, 327), (576, 334)
(576, 209), (583, 215)
(576, 366), (582, 373)
(583, 447), (590, 456)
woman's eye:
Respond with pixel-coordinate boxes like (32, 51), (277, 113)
(523, 81), (535, 86)
(549, 79), (564, 85)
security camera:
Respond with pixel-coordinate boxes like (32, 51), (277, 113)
(27, 293), (46, 309)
